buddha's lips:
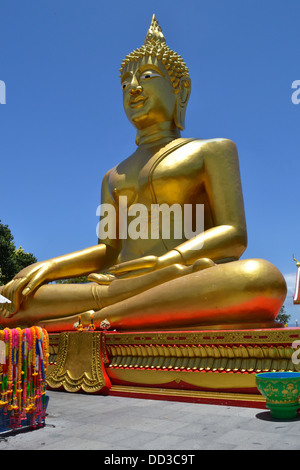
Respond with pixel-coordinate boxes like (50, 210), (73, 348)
(129, 97), (147, 108)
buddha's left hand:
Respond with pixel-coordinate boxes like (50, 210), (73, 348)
(87, 259), (158, 284)
(107, 250), (184, 278)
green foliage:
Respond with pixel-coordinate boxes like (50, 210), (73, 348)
(277, 305), (291, 325)
(0, 220), (37, 285)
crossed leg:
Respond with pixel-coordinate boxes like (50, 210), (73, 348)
(36, 258), (286, 332)
(0, 259), (213, 330)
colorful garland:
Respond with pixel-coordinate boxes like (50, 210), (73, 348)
(0, 326), (49, 431)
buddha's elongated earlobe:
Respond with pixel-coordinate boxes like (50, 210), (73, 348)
(174, 77), (191, 130)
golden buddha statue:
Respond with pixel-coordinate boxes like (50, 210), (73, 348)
(0, 15), (286, 332)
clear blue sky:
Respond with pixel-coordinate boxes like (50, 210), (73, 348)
(1, 0), (299, 322)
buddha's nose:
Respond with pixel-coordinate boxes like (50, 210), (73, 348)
(129, 77), (143, 96)
(129, 86), (143, 96)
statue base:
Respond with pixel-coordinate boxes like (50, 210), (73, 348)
(46, 327), (300, 409)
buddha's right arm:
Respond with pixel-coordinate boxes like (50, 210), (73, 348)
(20, 243), (118, 293)
(0, 243), (118, 317)
(0, 171), (119, 316)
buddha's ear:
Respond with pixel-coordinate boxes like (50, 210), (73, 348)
(174, 77), (191, 131)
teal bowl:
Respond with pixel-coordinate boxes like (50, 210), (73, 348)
(256, 372), (300, 419)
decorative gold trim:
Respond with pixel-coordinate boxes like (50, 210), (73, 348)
(46, 332), (111, 393)
(107, 367), (257, 390)
(104, 328), (300, 346)
(105, 342), (300, 374)
(109, 385), (266, 405)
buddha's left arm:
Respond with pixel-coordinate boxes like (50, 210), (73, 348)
(173, 139), (247, 265)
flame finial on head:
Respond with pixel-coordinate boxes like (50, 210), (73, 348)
(144, 14), (166, 45)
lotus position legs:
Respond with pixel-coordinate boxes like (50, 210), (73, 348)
(0, 258), (286, 331)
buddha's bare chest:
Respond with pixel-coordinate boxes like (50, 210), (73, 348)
(108, 145), (204, 208)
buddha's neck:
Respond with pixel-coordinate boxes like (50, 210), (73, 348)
(137, 121), (181, 147)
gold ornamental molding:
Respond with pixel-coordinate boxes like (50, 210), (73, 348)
(109, 385), (267, 407)
(104, 328), (300, 346)
(104, 328), (300, 375)
(47, 331), (111, 394)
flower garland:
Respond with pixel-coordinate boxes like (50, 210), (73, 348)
(0, 326), (49, 432)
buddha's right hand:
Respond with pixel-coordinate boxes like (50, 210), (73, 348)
(0, 260), (57, 318)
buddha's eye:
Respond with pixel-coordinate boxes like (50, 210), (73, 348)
(121, 80), (130, 90)
(140, 71), (161, 80)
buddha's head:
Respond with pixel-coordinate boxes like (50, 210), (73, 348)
(120, 15), (191, 139)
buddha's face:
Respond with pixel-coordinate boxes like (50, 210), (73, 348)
(121, 57), (177, 130)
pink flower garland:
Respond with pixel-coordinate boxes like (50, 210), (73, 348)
(0, 326), (49, 432)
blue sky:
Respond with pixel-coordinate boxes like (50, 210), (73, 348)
(0, 0), (299, 323)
